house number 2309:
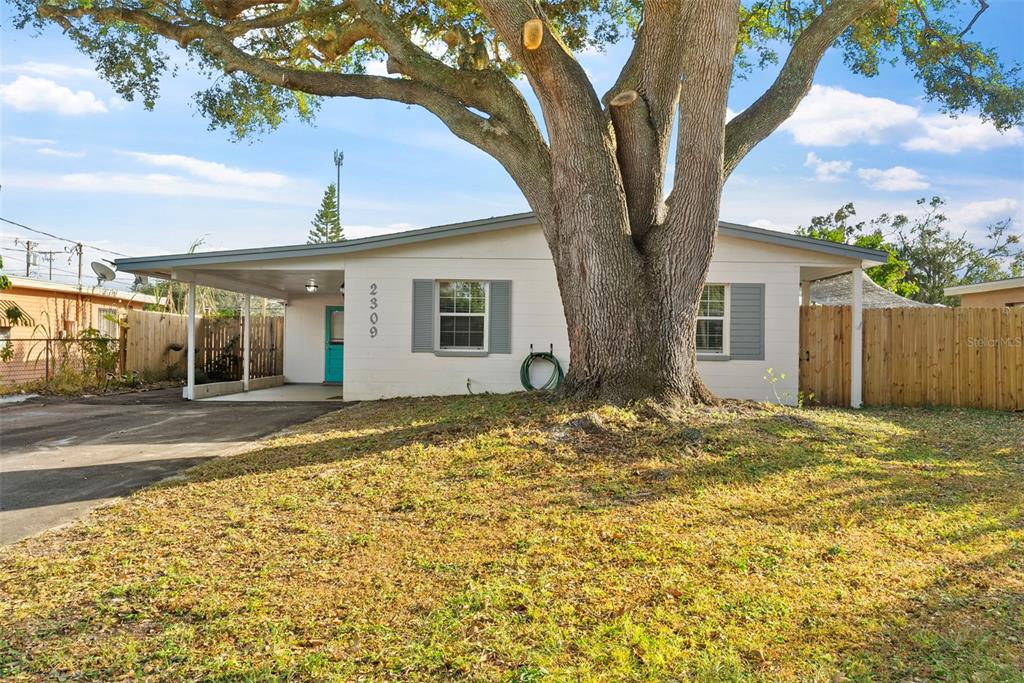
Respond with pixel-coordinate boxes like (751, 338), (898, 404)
(368, 283), (379, 338)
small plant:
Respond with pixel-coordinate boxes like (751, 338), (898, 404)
(763, 367), (794, 406)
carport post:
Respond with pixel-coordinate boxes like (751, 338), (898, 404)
(186, 282), (196, 400)
(242, 293), (251, 392)
(850, 267), (863, 409)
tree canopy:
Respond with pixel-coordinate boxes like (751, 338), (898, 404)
(801, 197), (1023, 305)
(15, 0), (1022, 154)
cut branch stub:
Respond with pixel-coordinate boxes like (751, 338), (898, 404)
(609, 90), (639, 107)
(522, 19), (544, 50)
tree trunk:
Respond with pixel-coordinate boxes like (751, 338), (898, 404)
(541, 189), (718, 405)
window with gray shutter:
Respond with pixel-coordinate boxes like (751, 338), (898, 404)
(488, 280), (512, 354)
(411, 279), (434, 352)
(730, 283), (765, 360)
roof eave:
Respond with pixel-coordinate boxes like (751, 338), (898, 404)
(116, 212), (890, 273)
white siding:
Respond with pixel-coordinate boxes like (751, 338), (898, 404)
(279, 222), (862, 404)
(342, 226), (569, 401)
(283, 291), (344, 383)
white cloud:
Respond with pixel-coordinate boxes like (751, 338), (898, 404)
(0, 61), (96, 80)
(857, 166), (930, 192)
(0, 76), (107, 115)
(903, 114), (1024, 153)
(781, 85), (918, 146)
(781, 85), (1023, 154)
(803, 152), (852, 182)
(948, 198), (1022, 229)
(38, 147), (85, 158)
(6, 135), (58, 146)
(747, 218), (787, 231)
(120, 151), (288, 188)
(8, 172), (306, 204)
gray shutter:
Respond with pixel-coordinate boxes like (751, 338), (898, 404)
(488, 280), (512, 354)
(411, 280), (434, 352)
(730, 283), (765, 360)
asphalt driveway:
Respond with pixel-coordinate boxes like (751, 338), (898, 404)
(0, 389), (340, 544)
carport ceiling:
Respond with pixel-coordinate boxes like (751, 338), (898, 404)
(175, 268), (344, 299)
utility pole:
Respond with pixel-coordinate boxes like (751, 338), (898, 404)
(24, 240), (33, 276)
(75, 242), (83, 288)
(333, 149), (344, 225)
(36, 250), (61, 280)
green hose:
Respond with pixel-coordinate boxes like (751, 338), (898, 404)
(520, 350), (564, 391)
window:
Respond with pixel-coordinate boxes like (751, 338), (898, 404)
(97, 307), (119, 338)
(0, 326), (10, 351)
(437, 281), (487, 350)
(696, 284), (728, 355)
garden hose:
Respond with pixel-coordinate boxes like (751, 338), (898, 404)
(520, 349), (564, 391)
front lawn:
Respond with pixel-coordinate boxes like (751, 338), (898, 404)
(1, 395), (1022, 681)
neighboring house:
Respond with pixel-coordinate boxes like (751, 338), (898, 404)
(0, 276), (164, 386)
(0, 276), (161, 339)
(116, 213), (886, 405)
(944, 277), (1024, 308)
(809, 271), (932, 308)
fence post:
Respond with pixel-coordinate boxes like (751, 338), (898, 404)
(119, 325), (129, 375)
(850, 269), (864, 409)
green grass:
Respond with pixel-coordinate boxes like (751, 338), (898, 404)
(1, 395), (1022, 681)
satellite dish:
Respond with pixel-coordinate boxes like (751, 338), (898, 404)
(91, 261), (116, 285)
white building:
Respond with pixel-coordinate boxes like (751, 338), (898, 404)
(116, 213), (886, 405)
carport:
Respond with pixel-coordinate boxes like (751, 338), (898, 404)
(116, 244), (347, 401)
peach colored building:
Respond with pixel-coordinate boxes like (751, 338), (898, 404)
(945, 278), (1024, 308)
(1, 276), (162, 386)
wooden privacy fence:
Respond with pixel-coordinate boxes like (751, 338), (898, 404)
(123, 309), (284, 381)
(800, 305), (1024, 411)
(197, 316), (284, 381)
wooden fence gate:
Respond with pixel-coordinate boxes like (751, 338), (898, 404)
(799, 305), (1024, 411)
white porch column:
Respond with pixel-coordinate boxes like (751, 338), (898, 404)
(850, 267), (864, 409)
(186, 282), (196, 400)
(242, 293), (251, 392)
(801, 280), (811, 306)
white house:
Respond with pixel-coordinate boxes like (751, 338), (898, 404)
(116, 213), (886, 405)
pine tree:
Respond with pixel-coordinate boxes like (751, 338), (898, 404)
(307, 183), (343, 244)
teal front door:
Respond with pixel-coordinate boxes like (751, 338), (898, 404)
(324, 306), (344, 383)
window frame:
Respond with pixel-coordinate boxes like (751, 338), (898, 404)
(696, 283), (730, 357)
(434, 280), (489, 352)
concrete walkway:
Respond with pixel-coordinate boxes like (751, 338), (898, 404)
(0, 389), (340, 544)
(202, 383), (344, 402)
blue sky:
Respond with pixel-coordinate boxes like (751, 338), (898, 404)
(1, 1), (1022, 289)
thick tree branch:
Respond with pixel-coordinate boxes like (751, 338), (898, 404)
(38, 3), (552, 208)
(663, 0), (739, 234)
(723, 0), (881, 179)
(605, 1), (692, 240)
(474, 0), (630, 245)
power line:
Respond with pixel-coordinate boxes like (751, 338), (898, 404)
(0, 216), (128, 257)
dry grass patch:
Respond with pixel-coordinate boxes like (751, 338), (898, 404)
(1, 394), (1022, 681)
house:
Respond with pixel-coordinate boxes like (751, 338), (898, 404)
(944, 277), (1024, 308)
(809, 271), (931, 308)
(115, 213), (887, 406)
(0, 276), (163, 386)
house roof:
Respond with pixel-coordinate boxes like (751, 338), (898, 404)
(116, 212), (888, 274)
(6, 275), (163, 305)
(810, 272), (933, 309)
(944, 277), (1024, 296)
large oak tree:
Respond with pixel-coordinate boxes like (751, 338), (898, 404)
(16, 0), (1022, 401)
